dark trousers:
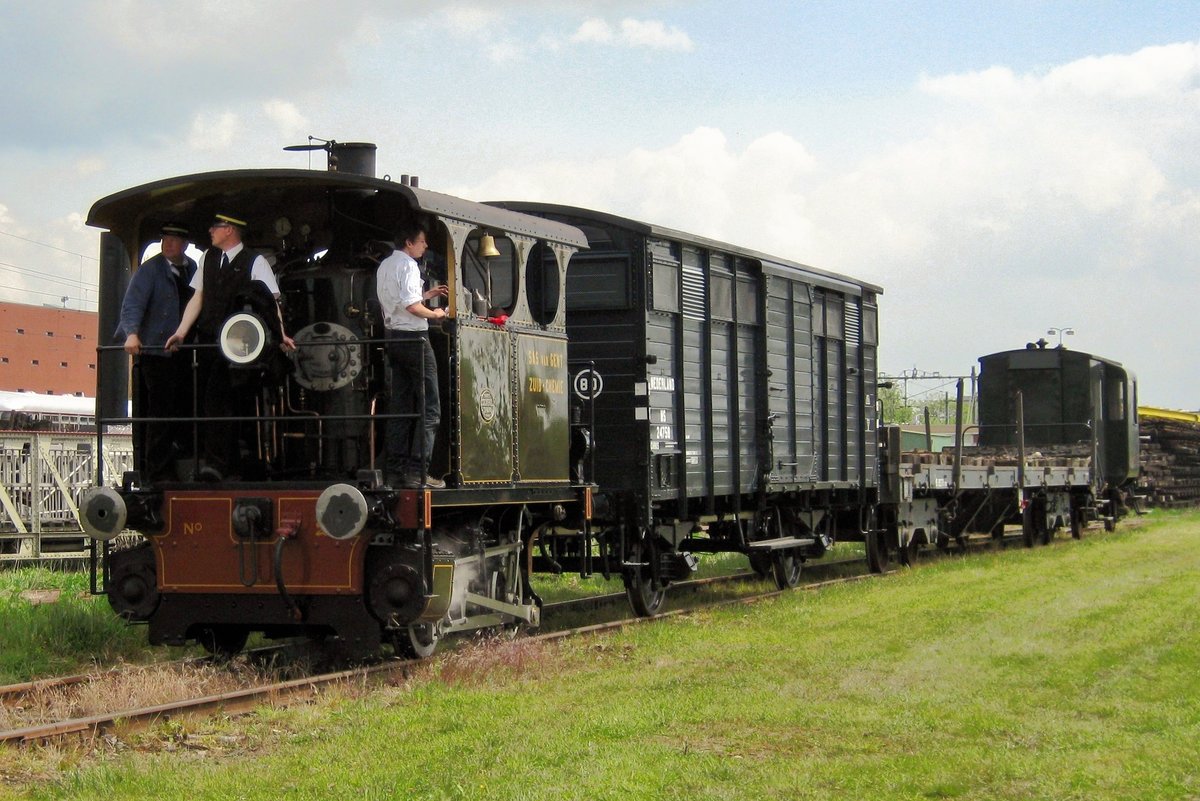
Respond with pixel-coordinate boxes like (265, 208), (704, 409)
(385, 331), (440, 476)
(194, 343), (251, 477)
(135, 353), (195, 481)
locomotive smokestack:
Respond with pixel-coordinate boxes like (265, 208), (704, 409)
(329, 142), (377, 177)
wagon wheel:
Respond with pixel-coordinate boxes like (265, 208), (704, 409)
(748, 552), (773, 579)
(1021, 504), (1039, 548)
(623, 534), (666, 617)
(1070, 507), (1084, 539)
(393, 622), (440, 659)
(196, 625), (249, 658)
(865, 528), (892, 574)
(898, 532), (919, 567)
(771, 548), (803, 589)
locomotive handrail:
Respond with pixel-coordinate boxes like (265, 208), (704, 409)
(94, 335), (429, 483)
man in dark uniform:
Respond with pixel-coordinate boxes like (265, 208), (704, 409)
(165, 213), (294, 479)
(115, 222), (196, 481)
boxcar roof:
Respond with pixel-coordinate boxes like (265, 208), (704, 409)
(87, 169), (589, 249)
(488, 201), (883, 297)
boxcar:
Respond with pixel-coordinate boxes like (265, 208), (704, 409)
(495, 203), (883, 611)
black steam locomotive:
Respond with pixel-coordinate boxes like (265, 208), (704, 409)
(80, 143), (1137, 657)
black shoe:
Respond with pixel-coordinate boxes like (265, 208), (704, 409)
(403, 473), (445, 489)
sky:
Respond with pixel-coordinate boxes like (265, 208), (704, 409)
(1, 1), (1198, 407)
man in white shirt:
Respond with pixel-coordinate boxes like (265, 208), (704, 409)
(376, 223), (449, 488)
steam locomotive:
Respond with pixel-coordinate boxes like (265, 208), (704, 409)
(80, 142), (1138, 658)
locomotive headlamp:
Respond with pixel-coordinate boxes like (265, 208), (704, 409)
(219, 312), (271, 364)
(316, 483), (370, 540)
(80, 486), (128, 541)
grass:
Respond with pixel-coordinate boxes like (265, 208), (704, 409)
(2, 513), (1197, 799)
(0, 568), (159, 684)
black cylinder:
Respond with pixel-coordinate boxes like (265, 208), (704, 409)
(329, 142), (377, 177)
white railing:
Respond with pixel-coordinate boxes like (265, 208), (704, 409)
(0, 431), (133, 561)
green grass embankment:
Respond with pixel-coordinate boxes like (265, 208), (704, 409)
(6, 512), (1199, 800)
(0, 568), (154, 683)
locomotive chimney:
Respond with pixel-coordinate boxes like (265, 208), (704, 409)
(328, 142), (377, 177)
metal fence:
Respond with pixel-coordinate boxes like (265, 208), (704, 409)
(0, 431), (133, 561)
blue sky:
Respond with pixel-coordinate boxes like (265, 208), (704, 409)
(1, 1), (1198, 406)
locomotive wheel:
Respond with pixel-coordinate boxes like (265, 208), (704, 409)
(623, 539), (666, 617)
(898, 535), (918, 567)
(394, 623), (440, 659)
(1071, 509), (1084, 539)
(865, 529), (892, 574)
(196, 625), (249, 658)
(771, 548), (803, 590)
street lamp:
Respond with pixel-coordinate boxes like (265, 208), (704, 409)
(1047, 326), (1075, 346)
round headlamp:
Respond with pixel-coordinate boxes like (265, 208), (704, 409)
(81, 486), (128, 541)
(219, 312), (271, 364)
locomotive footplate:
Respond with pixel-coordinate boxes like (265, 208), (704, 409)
(392, 485), (586, 529)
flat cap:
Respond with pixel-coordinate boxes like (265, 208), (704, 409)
(161, 222), (189, 239)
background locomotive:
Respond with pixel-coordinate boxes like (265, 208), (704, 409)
(80, 143), (1137, 658)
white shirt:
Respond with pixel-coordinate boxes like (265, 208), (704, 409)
(377, 249), (427, 331)
(189, 242), (281, 296)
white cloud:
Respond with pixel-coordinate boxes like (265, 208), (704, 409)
(186, 112), (240, 151)
(570, 17), (693, 51)
(263, 100), (309, 141)
(453, 42), (1200, 404)
(76, 158), (106, 178)
(440, 5), (504, 36)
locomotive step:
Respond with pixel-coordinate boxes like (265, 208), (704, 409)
(746, 536), (816, 551)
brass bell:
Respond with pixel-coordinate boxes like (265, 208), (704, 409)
(478, 233), (501, 258)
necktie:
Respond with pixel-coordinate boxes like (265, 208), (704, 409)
(221, 254), (230, 271)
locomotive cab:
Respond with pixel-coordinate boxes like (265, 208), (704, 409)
(83, 147), (589, 657)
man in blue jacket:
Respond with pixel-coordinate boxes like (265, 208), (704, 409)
(115, 222), (197, 481)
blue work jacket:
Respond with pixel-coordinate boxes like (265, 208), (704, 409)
(114, 253), (197, 353)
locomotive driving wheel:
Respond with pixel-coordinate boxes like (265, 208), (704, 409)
(195, 625), (250, 658)
(394, 622), (440, 659)
(623, 534), (666, 616)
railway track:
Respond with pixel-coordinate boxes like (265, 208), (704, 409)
(0, 528), (1080, 746)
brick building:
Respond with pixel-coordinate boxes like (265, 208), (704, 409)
(0, 301), (100, 396)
